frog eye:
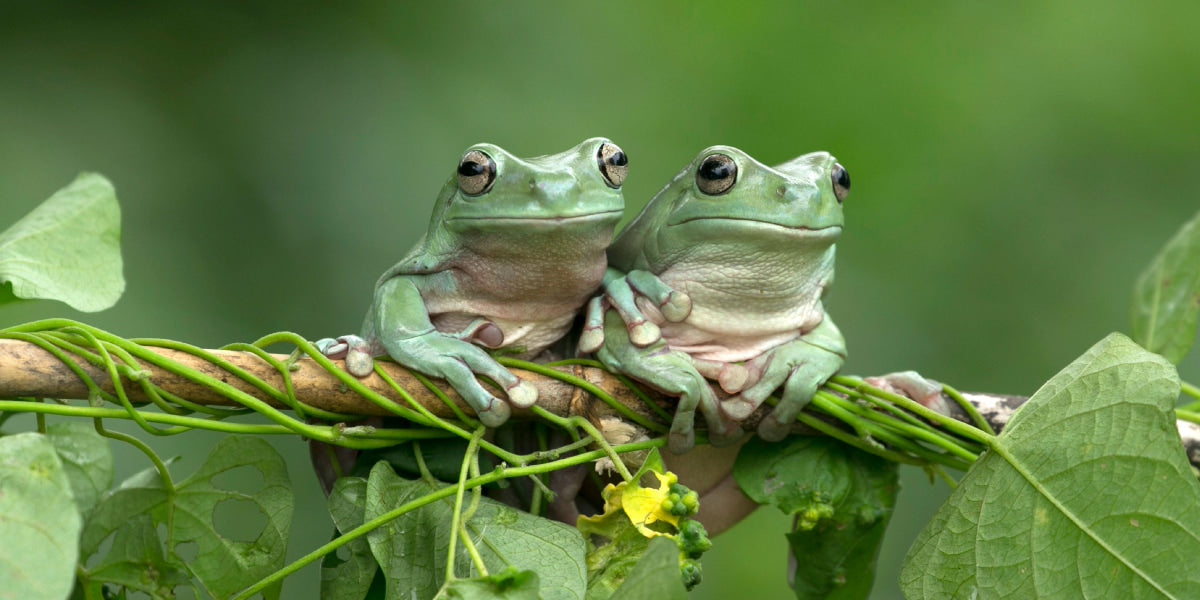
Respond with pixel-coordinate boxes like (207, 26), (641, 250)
(457, 150), (497, 196)
(597, 142), (628, 189)
(696, 154), (737, 196)
(831, 163), (850, 203)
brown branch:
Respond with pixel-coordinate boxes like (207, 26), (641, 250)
(3, 338), (1200, 471)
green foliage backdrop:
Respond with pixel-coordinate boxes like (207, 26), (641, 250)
(1, 3), (1197, 598)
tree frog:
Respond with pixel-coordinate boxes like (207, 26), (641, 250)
(318, 138), (628, 427)
(583, 146), (849, 452)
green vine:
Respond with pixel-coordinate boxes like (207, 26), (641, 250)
(0, 318), (1000, 598)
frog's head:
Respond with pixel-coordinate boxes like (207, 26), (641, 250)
(644, 146), (848, 263)
(437, 137), (627, 234)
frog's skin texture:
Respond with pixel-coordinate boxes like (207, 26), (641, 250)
(590, 146), (849, 452)
(318, 138), (627, 427)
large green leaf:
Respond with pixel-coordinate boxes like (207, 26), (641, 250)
(364, 461), (587, 600)
(80, 437), (293, 600)
(734, 436), (898, 600)
(901, 333), (1200, 599)
(1131, 208), (1200, 364)
(322, 476), (380, 600)
(0, 173), (124, 312)
(607, 537), (687, 600)
(0, 433), (83, 600)
(46, 422), (114, 517)
(435, 567), (541, 599)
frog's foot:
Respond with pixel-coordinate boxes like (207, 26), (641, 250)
(692, 358), (750, 394)
(605, 270), (694, 347)
(719, 342), (844, 441)
(387, 331), (538, 428)
(315, 335), (375, 377)
(577, 295), (608, 354)
(863, 371), (946, 413)
(626, 270), (692, 323)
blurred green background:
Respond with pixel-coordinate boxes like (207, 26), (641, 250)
(2, 2), (1198, 598)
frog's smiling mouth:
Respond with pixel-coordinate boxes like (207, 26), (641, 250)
(448, 209), (624, 224)
(668, 216), (842, 236)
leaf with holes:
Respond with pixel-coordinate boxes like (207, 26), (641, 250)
(0, 433), (82, 600)
(0, 172), (124, 311)
(901, 333), (1200, 599)
(1131, 208), (1200, 364)
(83, 514), (190, 598)
(80, 437), (292, 599)
(365, 461), (586, 600)
(46, 422), (113, 517)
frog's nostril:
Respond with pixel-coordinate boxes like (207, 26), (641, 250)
(776, 184), (788, 199)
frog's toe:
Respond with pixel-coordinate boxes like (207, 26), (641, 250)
(720, 396), (758, 421)
(659, 291), (693, 322)
(314, 337), (345, 357)
(629, 321), (661, 347)
(756, 417), (791, 442)
(476, 398), (512, 428)
(577, 328), (604, 354)
(718, 363), (749, 393)
(668, 423), (696, 454)
(708, 422), (746, 447)
(344, 349), (375, 377)
(506, 380), (538, 408)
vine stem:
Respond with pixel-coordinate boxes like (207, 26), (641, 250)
(445, 427), (487, 582)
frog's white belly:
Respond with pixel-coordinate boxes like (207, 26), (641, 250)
(431, 311), (575, 359)
(638, 262), (828, 363)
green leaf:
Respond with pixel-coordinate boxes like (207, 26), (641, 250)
(83, 515), (190, 599)
(46, 422), (114, 517)
(0, 432), (83, 600)
(81, 437), (293, 600)
(608, 537), (687, 600)
(323, 476), (379, 600)
(435, 567), (541, 599)
(901, 333), (1200, 599)
(1131, 208), (1200, 363)
(365, 461), (587, 600)
(734, 436), (898, 600)
(0, 173), (124, 311)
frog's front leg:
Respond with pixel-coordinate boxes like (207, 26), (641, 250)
(578, 268), (692, 353)
(596, 311), (741, 453)
(373, 277), (537, 428)
(723, 316), (846, 442)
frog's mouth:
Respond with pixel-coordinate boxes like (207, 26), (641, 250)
(668, 217), (843, 237)
(448, 209), (624, 225)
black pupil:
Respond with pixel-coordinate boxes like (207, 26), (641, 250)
(835, 167), (850, 190)
(607, 151), (627, 167)
(699, 158), (731, 181)
(458, 161), (485, 177)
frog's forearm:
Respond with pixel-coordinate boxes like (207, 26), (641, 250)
(373, 276), (438, 343)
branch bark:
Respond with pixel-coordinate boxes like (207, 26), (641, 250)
(2, 338), (1199, 470)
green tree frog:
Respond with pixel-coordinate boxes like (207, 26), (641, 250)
(583, 146), (849, 452)
(318, 138), (628, 427)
